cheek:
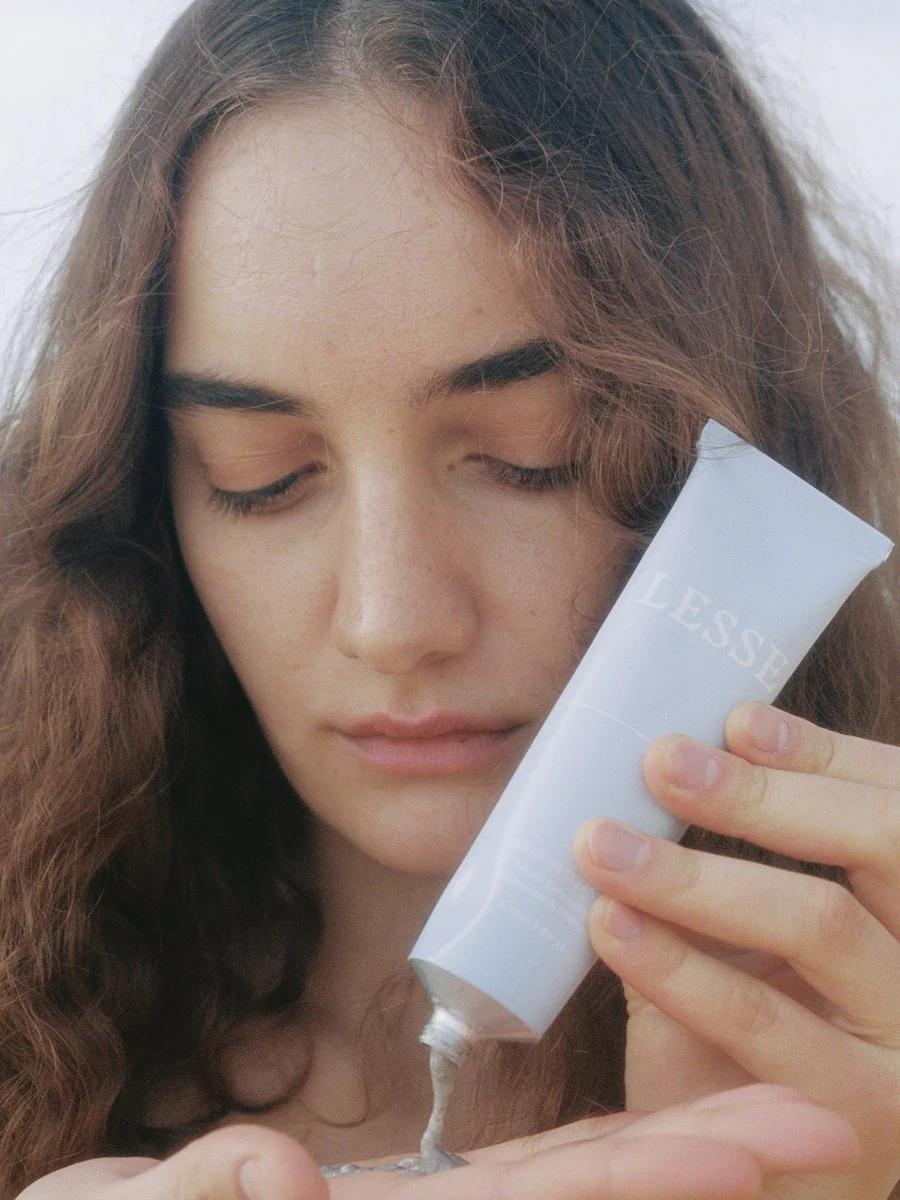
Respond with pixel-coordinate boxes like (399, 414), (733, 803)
(493, 514), (630, 654)
(169, 478), (284, 675)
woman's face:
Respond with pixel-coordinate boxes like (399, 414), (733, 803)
(164, 94), (630, 877)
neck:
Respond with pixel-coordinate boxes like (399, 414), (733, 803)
(298, 818), (455, 1140)
(294, 820), (546, 1163)
(304, 819), (448, 1048)
(290, 821), (465, 1163)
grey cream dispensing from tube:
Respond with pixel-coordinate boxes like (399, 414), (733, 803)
(319, 1036), (471, 1176)
(409, 417), (893, 1074)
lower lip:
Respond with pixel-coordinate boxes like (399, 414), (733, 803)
(337, 727), (522, 774)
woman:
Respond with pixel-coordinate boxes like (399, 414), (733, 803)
(1, 1), (897, 1197)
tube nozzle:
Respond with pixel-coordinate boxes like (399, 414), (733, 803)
(419, 1005), (473, 1068)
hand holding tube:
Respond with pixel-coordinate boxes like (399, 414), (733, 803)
(410, 418), (892, 1050)
(574, 700), (900, 1199)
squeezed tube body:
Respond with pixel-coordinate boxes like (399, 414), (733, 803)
(409, 418), (893, 1058)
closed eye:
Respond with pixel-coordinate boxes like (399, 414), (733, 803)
(204, 457), (582, 518)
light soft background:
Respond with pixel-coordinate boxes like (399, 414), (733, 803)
(2, 1), (899, 398)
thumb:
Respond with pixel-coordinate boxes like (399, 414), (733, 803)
(125, 1123), (328, 1200)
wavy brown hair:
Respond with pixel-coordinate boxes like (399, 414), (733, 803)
(1, 0), (898, 1194)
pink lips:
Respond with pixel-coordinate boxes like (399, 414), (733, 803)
(337, 727), (522, 774)
(336, 710), (518, 739)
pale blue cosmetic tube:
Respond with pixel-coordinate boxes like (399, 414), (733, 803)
(409, 417), (894, 1066)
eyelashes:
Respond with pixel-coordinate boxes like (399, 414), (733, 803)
(208, 465), (311, 517)
(206, 457), (582, 518)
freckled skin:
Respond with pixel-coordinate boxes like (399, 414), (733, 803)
(165, 92), (628, 879)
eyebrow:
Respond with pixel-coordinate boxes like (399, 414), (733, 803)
(158, 337), (563, 419)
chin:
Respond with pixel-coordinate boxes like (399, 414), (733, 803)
(372, 818), (479, 878)
(329, 792), (489, 879)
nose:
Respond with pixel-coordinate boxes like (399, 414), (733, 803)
(331, 477), (479, 675)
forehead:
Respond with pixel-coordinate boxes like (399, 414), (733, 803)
(164, 95), (542, 372)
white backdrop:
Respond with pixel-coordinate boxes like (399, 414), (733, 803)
(2, 1), (899, 395)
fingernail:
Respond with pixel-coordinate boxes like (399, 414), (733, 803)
(588, 820), (650, 870)
(596, 896), (644, 939)
(748, 704), (792, 753)
(239, 1160), (264, 1200)
(665, 740), (720, 790)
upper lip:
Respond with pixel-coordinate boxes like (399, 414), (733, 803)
(335, 711), (521, 739)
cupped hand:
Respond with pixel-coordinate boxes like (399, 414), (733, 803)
(331, 1083), (856, 1199)
(573, 700), (900, 1199)
(14, 1083), (857, 1200)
